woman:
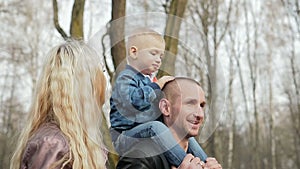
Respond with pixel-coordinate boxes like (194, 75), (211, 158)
(10, 40), (107, 169)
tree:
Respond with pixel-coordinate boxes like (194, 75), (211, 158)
(188, 0), (231, 163)
(157, 0), (188, 77)
(282, 0), (300, 166)
(108, 0), (126, 82)
(53, 0), (85, 39)
(0, 1), (56, 168)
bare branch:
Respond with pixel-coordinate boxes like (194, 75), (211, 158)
(52, 0), (68, 39)
(101, 23), (113, 80)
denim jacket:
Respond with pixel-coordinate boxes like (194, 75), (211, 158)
(110, 65), (162, 132)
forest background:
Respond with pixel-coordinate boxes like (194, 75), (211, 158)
(0, 0), (299, 169)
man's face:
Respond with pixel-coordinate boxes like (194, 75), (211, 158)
(169, 81), (206, 139)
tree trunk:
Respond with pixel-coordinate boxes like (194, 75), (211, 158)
(53, 0), (85, 39)
(228, 76), (234, 169)
(100, 113), (119, 169)
(227, 27), (236, 169)
(109, 0), (126, 81)
(267, 49), (276, 169)
(52, 0), (68, 39)
(157, 0), (188, 77)
(289, 49), (300, 169)
(103, 1), (127, 168)
(70, 0), (85, 39)
(244, 1), (260, 168)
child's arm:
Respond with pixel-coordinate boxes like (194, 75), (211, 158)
(116, 74), (162, 111)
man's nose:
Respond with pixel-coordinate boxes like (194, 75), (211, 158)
(195, 106), (204, 117)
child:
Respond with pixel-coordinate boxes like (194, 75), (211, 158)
(110, 28), (207, 167)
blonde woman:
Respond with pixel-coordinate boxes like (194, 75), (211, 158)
(10, 40), (107, 169)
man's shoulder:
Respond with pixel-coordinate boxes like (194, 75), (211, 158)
(117, 140), (170, 169)
(117, 153), (169, 169)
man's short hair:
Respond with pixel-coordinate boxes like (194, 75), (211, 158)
(162, 77), (201, 103)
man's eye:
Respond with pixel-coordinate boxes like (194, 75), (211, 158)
(187, 101), (197, 105)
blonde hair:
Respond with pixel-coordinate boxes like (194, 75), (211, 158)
(10, 40), (107, 169)
(126, 27), (165, 58)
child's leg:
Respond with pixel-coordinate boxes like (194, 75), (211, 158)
(116, 121), (187, 167)
(188, 137), (207, 161)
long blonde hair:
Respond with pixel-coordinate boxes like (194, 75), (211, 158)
(10, 40), (107, 169)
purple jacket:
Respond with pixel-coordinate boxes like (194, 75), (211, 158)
(21, 123), (71, 169)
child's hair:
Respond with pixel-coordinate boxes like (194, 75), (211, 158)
(10, 39), (107, 169)
(126, 27), (165, 56)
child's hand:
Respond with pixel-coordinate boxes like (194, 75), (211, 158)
(156, 76), (175, 89)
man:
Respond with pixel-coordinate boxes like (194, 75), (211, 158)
(117, 77), (222, 169)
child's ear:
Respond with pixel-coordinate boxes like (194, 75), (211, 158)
(159, 98), (171, 116)
(129, 46), (138, 59)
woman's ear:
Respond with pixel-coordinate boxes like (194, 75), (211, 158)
(129, 46), (138, 59)
(159, 98), (171, 116)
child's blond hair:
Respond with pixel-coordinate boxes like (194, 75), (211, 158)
(126, 27), (165, 58)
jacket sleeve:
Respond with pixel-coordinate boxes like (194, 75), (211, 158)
(21, 132), (69, 169)
(117, 73), (161, 111)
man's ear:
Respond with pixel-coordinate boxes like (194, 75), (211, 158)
(129, 46), (138, 59)
(159, 98), (171, 116)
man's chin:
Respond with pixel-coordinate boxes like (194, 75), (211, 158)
(188, 129), (200, 137)
(190, 133), (198, 137)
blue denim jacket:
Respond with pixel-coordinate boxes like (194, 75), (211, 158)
(110, 65), (162, 132)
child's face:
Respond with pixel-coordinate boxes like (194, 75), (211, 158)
(130, 37), (165, 75)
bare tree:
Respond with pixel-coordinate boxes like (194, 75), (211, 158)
(0, 46), (25, 169)
(188, 0), (232, 162)
(0, 1), (56, 168)
(226, 36), (236, 169)
(52, 0), (85, 39)
(285, 11), (300, 168)
(224, 2), (241, 166)
(157, 0), (188, 77)
(109, 0), (126, 82)
(243, 1), (261, 168)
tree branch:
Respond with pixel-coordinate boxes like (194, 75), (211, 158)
(52, 0), (68, 39)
